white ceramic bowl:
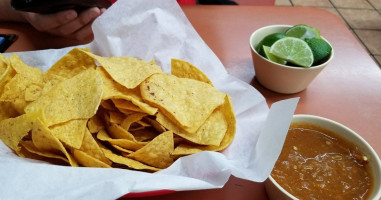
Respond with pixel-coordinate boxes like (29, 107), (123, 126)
(249, 25), (334, 94)
(265, 114), (381, 200)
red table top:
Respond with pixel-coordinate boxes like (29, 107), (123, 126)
(1, 5), (380, 200)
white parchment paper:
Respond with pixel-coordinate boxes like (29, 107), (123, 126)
(0, 0), (299, 199)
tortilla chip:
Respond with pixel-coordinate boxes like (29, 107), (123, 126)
(0, 55), (14, 95)
(50, 119), (88, 149)
(87, 114), (104, 134)
(101, 99), (117, 111)
(78, 128), (111, 165)
(73, 149), (111, 168)
(140, 73), (226, 133)
(0, 72), (44, 114)
(111, 145), (134, 154)
(21, 140), (72, 164)
(9, 54), (43, 81)
(44, 48), (96, 82)
(0, 111), (40, 154)
(173, 95), (236, 155)
(128, 131), (174, 169)
(97, 67), (157, 115)
(112, 99), (145, 113)
(31, 118), (78, 166)
(97, 129), (146, 151)
(81, 50), (162, 89)
(0, 101), (19, 121)
(101, 147), (160, 172)
(130, 128), (158, 142)
(156, 107), (227, 146)
(121, 113), (147, 131)
(0, 54), (9, 73)
(172, 143), (203, 156)
(24, 68), (103, 126)
(107, 123), (135, 140)
(145, 117), (167, 133)
(25, 84), (43, 101)
(171, 58), (213, 85)
(17, 144), (70, 165)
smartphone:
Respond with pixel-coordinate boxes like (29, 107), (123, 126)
(11, 0), (113, 14)
(0, 34), (18, 53)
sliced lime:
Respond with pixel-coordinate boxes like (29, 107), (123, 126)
(263, 46), (287, 65)
(285, 24), (320, 40)
(255, 33), (286, 57)
(269, 37), (314, 68)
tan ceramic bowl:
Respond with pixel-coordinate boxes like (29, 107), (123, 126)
(249, 25), (334, 94)
(265, 114), (381, 200)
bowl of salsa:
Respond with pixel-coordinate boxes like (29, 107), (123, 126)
(265, 114), (381, 200)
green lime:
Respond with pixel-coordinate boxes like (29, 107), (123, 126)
(305, 38), (332, 65)
(263, 46), (287, 65)
(255, 33), (286, 57)
(269, 37), (314, 68)
(285, 24), (320, 40)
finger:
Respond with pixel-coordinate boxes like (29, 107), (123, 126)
(24, 10), (78, 31)
(53, 7), (101, 36)
(71, 22), (95, 41)
(100, 8), (107, 14)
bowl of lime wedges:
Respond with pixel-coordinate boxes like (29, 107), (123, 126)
(249, 24), (334, 94)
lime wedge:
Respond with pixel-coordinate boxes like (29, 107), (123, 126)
(305, 38), (332, 65)
(269, 37), (314, 68)
(255, 33), (286, 57)
(263, 46), (287, 65)
(285, 24), (320, 40)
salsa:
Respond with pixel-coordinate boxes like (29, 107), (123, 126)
(271, 123), (373, 200)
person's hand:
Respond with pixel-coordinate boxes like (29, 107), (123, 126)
(20, 7), (106, 41)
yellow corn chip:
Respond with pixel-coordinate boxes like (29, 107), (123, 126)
(44, 48), (96, 82)
(145, 117), (167, 133)
(173, 95), (236, 155)
(31, 118), (78, 166)
(49, 119), (88, 149)
(81, 50), (162, 89)
(0, 111), (40, 154)
(171, 58), (213, 85)
(128, 131), (174, 169)
(108, 111), (125, 124)
(73, 149), (111, 168)
(111, 144), (134, 154)
(0, 54), (14, 95)
(0, 54), (9, 74)
(140, 73), (226, 133)
(97, 129), (146, 151)
(25, 84), (43, 102)
(9, 54), (43, 82)
(78, 128), (111, 165)
(130, 128), (158, 142)
(21, 140), (72, 165)
(108, 123), (135, 140)
(112, 99), (144, 113)
(87, 114), (104, 134)
(101, 147), (160, 172)
(24, 68), (103, 126)
(97, 67), (157, 115)
(156, 107), (227, 146)
(101, 100), (117, 111)
(121, 113), (147, 131)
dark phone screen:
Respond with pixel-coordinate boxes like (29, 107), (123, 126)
(0, 34), (18, 53)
